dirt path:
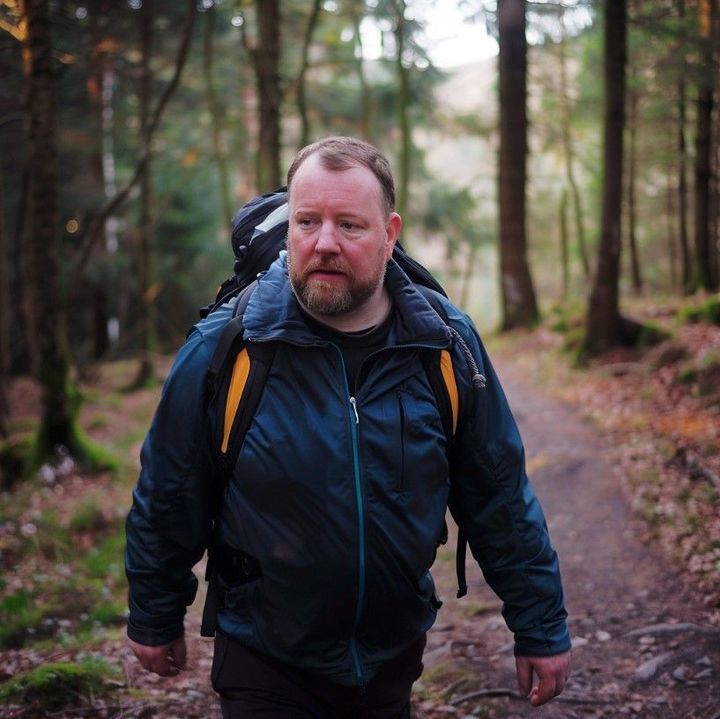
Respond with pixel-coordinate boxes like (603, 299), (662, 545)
(416, 357), (720, 719)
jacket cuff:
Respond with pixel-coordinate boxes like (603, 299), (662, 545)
(126, 617), (184, 647)
(513, 623), (572, 657)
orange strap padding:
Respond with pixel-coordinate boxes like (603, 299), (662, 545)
(221, 348), (251, 454)
(440, 350), (459, 435)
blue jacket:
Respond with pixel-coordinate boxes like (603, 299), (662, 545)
(125, 255), (570, 686)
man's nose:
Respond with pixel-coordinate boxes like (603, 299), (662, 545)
(315, 220), (340, 253)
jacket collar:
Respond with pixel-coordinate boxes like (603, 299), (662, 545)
(242, 252), (451, 348)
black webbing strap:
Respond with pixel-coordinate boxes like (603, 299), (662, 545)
(202, 283), (276, 637)
(415, 286), (469, 600)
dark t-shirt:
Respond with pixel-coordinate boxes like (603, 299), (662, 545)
(301, 308), (394, 394)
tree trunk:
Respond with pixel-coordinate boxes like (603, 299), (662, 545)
(694, 0), (718, 291)
(498, 0), (539, 330)
(0, 169), (9, 439)
(254, 0), (281, 191)
(394, 0), (411, 223)
(296, 0), (322, 149)
(676, 0), (692, 294)
(203, 4), (234, 226)
(559, 188), (570, 300)
(352, 10), (372, 141)
(626, 83), (642, 294)
(585, 0), (627, 356)
(557, 7), (589, 280)
(133, 0), (157, 387)
(24, 0), (83, 461)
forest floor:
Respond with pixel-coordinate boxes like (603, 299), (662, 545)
(0, 306), (718, 718)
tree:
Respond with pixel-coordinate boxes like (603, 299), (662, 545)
(556, 5), (590, 281)
(251, 0), (282, 191)
(676, 0), (693, 294)
(203, 3), (234, 227)
(22, 0), (85, 463)
(497, 0), (539, 330)
(694, 0), (718, 291)
(584, 0), (630, 356)
(296, 0), (322, 149)
(133, 0), (158, 388)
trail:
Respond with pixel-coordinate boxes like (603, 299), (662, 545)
(418, 357), (720, 719)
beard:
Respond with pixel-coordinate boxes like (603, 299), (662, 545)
(287, 245), (388, 317)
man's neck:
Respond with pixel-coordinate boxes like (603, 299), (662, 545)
(300, 286), (393, 333)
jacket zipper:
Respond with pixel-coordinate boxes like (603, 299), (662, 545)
(334, 347), (366, 688)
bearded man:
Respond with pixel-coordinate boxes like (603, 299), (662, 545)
(125, 136), (571, 718)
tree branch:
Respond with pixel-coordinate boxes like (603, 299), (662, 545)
(68, 0), (198, 293)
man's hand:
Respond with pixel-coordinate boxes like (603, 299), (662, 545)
(515, 651), (571, 707)
(129, 636), (187, 677)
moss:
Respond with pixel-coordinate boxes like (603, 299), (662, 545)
(677, 296), (720, 326)
(69, 496), (107, 534)
(677, 363), (697, 384)
(0, 589), (47, 649)
(0, 657), (119, 711)
(83, 531), (126, 582)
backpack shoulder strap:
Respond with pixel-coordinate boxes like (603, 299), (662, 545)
(207, 282), (277, 473)
(414, 284), (468, 599)
(202, 284), (276, 637)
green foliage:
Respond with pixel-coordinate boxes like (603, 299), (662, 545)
(69, 496), (108, 534)
(84, 532), (126, 583)
(0, 656), (119, 711)
(0, 577), (126, 650)
(677, 297), (720, 326)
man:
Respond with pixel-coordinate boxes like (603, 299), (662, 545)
(125, 136), (571, 718)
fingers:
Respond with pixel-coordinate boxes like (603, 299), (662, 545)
(515, 656), (533, 697)
(169, 637), (187, 671)
(516, 651), (572, 707)
(129, 637), (187, 677)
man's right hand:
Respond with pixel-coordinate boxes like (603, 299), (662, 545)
(129, 636), (187, 677)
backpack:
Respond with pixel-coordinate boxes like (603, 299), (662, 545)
(199, 188), (469, 637)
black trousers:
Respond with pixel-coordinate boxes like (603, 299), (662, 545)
(211, 632), (426, 719)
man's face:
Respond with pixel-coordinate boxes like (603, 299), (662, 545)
(287, 155), (400, 317)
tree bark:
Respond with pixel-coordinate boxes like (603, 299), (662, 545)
(296, 0), (322, 149)
(394, 0), (411, 223)
(676, 0), (692, 294)
(253, 0), (282, 191)
(694, 0), (718, 291)
(23, 0), (81, 460)
(352, 9), (372, 141)
(557, 7), (589, 280)
(498, 0), (539, 330)
(133, 0), (157, 388)
(0, 169), (9, 439)
(559, 188), (570, 300)
(203, 4), (234, 226)
(626, 82), (642, 294)
(585, 0), (627, 356)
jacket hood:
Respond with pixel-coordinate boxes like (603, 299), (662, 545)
(242, 252), (452, 348)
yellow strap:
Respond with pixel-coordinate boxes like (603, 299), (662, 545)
(440, 350), (459, 436)
(221, 348), (251, 454)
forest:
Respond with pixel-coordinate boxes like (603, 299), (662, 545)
(0, 0), (719, 717)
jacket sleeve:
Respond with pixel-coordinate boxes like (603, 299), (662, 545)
(124, 325), (219, 646)
(444, 306), (571, 658)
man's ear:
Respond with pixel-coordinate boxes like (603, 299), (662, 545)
(384, 212), (402, 260)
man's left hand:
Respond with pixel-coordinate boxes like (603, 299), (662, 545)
(515, 651), (571, 707)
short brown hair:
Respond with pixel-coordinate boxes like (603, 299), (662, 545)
(287, 136), (396, 217)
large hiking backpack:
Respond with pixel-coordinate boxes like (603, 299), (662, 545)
(199, 188), (470, 637)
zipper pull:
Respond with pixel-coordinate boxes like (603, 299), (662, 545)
(350, 396), (359, 425)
